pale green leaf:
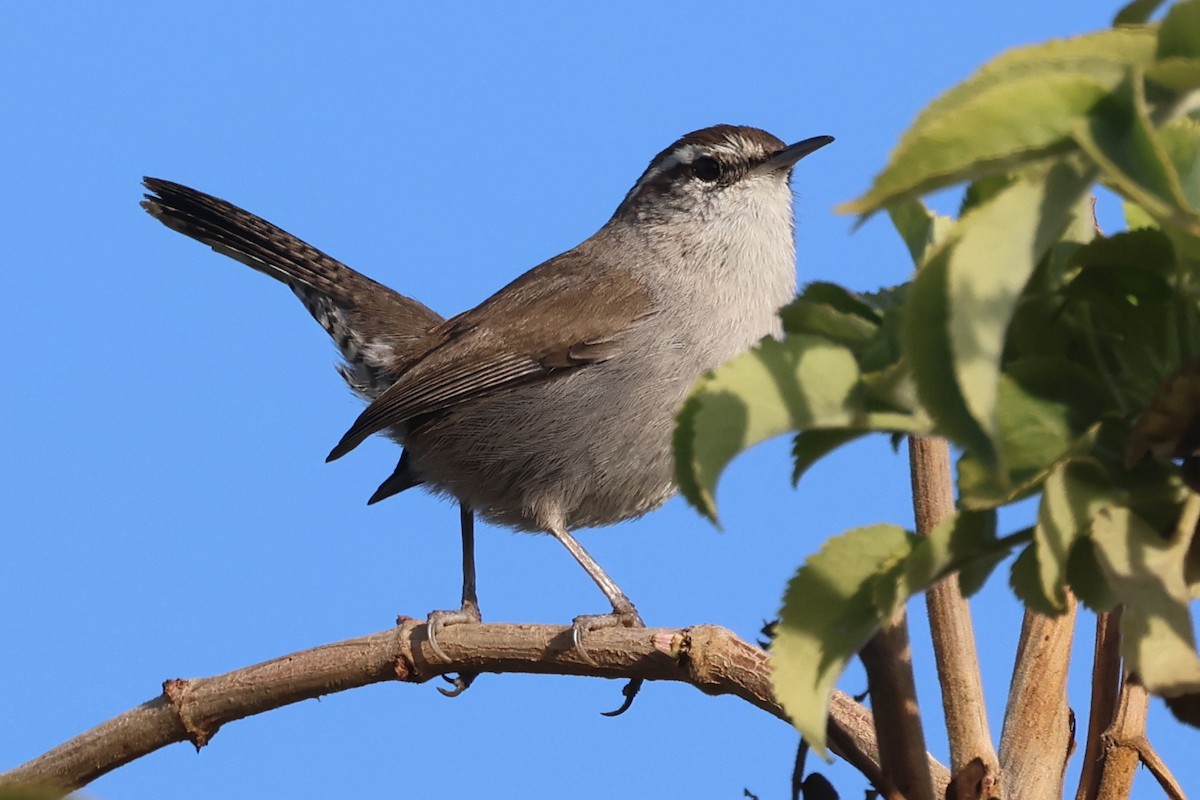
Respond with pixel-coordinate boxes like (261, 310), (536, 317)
(791, 429), (865, 486)
(842, 29), (1156, 215)
(772, 524), (916, 757)
(887, 198), (953, 266)
(960, 527), (1033, 597)
(904, 248), (993, 462)
(1123, 199), (1159, 228)
(901, 509), (1000, 596)
(1067, 536), (1120, 611)
(1091, 505), (1200, 696)
(1035, 459), (1117, 610)
(1010, 542), (1063, 616)
(779, 292), (878, 346)
(1074, 73), (1200, 236)
(946, 163), (1095, 466)
(675, 336), (853, 521)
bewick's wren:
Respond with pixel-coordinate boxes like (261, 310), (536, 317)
(142, 125), (832, 660)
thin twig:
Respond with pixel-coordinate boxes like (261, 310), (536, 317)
(1118, 735), (1186, 800)
(909, 435), (1000, 797)
(0, 620), (950, 796)
(1075, 609), (1123, 800)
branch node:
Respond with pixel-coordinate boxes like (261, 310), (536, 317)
(161, 678), (218, 750)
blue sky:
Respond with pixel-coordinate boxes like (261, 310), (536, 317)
(2, 2), (1192, 798)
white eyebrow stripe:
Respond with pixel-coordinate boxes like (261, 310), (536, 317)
(631, 144), (703, 194)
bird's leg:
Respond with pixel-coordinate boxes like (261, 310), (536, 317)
(548, 525), (644, 666)
(426, 503), (483, 673)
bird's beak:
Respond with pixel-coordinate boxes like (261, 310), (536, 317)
(751, 135), (834, 176)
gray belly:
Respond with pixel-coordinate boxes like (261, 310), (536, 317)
(402, 361), (687, 533)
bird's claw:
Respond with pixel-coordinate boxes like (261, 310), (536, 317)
(424, 604), (483, 663)
(569, 609), (644, 665)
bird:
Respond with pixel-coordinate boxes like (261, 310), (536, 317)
(141, 124), (832, 662)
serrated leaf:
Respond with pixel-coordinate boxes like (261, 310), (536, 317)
(841, 29), (1156, 215)
(902, 510), (1000, 596)
(1035, 459), (1118, 610)
(676, 337), (854, 520)
(1010, 542), (1064, 616)
(1091, 504), (1200, 697)
(772, 524), (917, 757)
(960, 173), (1018, 216)
(1074, 72), (1200, 236)
(887, 198), (953, 265)
(960, 527), (1033, 597)
(904, 246), (993, 462)
(956, 362), (1109, 511)
(791, 429), (865, 486)
(779, 291), (879, 346)
(792, 281), (884, 322)
(946, 163), (1095, 469)
(1067, 536), (1120, 611)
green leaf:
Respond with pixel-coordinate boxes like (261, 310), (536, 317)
(675, 335), (926, 521)
(1114, 0), (1168, 25)
(1067, 536), (1120, 611)
(1124, 199), (1159, 228)
(907, 163), (1095, 480)
(772, 524), (917, 757)
(779, 289), (879, 346)
(792, 281), (884, 322)
(1146, 58), (1200, 92)
(1091, 504), (1200, 697)
(957, 360), (1111, 509)
(960, 527), (1034, 597)
(946, 163), (1095, 466)
(905, 246), (993, 462)
(887, 198), (953, 265)
(901, 509), (1000, 595)
(1074, 72), (1200, 237)
(1010, 542), (1063, 616)
(1156, 0), (1200, 60)
(1034, 458), (1117, 610)
(791, 429), (865, 486)
(1157, 117), (1200, 211)
(841, 28), (1156, 215)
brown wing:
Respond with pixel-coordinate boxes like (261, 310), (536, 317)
(326, 247), (654, 461)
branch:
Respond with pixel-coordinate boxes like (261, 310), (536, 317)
(1113, 735), (1186, 800)
(0, 619), (949, 795)
(1095, 677), (1184, 800)
(860, 613), (936, 800)
(999, 602), (1079, 799)
(1075, 609), (1123, 800)
(909, 435), (1000, 797)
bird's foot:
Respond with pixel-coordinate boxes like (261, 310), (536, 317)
(570, 607), (644, 667)
(424, 603), (483, 698)
(424, 602), (483, 663)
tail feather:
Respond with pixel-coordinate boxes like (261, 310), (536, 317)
(142, 177), (444, 396)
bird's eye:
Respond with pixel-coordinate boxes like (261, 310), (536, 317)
(691, 156), (721, 182)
